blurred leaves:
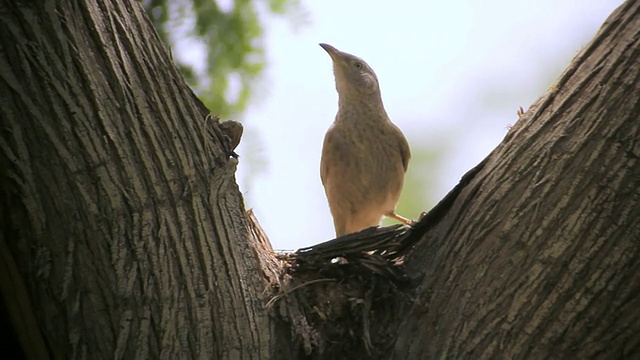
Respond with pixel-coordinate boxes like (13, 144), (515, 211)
(143, 0), (304, 118)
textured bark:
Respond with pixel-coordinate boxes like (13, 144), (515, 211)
(0, 1), (272, 358)
(1, 0), (639, 359)
(394, 1), (640, 358)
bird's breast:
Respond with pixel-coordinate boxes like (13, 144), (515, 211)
(325, 119), (405, 192)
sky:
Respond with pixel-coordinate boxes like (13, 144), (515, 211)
(235, 0), (624, 250)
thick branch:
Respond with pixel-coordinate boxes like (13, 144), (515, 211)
(397, 1), (640, 358)
(0, 1), (271, 358)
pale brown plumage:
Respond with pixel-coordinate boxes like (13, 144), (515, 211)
(319, 43), (413, 237)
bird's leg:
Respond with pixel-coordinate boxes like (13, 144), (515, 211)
(386, 211), (415, 225)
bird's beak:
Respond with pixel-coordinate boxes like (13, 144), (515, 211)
(319, 43), (341, 61)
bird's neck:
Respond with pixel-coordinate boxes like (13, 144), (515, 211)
(337, 92), (387, 120)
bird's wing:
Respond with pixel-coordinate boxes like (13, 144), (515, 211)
(395, 125), (411, 171)
(320, 151), (328, 186)
(320, 125), (337, 186)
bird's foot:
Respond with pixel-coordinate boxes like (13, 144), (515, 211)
(387, 212), (416, 226)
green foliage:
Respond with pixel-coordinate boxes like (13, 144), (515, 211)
(143, 0), (301, 118)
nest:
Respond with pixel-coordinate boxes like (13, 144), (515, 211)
(265, 224), (425, 359)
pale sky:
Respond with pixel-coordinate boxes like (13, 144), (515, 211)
(236, 0), (623, 250)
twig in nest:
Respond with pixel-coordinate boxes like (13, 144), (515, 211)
(265, 278), (335, 309)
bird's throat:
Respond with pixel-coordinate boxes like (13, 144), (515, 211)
(338, 94), (385, 117)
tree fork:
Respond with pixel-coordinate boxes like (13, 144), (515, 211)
(0, 0), (639, 359)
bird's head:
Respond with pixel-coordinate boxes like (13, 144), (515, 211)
(319, 43), (382, 103)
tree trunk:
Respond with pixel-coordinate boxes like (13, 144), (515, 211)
(393, 1), (640, 357)
(1, 0), (638, 359)
(0, 1), (274, 358)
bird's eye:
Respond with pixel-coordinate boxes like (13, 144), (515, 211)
(354, 62), (363, 69)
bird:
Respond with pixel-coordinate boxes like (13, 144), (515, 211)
(319, 43), (413, 237)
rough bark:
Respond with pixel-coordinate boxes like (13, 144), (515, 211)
(1, 0), (639, 359)
(0, 1), (272, 358)
(394, 1), (640, 357)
